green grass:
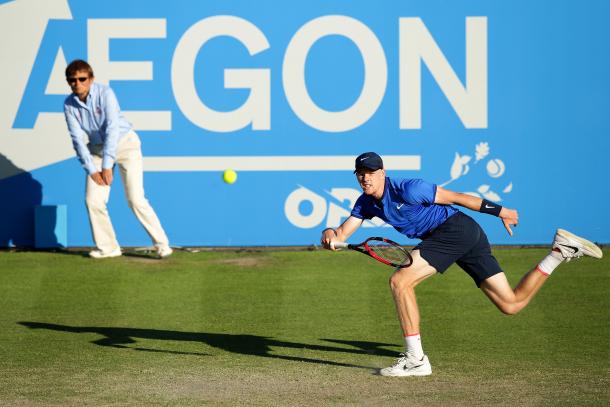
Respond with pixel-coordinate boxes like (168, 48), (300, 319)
(0, 248), (608, 406)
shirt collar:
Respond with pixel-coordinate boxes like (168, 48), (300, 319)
(71, 82), (98, 107)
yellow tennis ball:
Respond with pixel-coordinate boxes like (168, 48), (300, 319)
(223, 169), (237, 184)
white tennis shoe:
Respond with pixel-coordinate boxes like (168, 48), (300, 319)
(156, 245), (173, 259)
(89, 248), (122, 259)
(552, 229), (603, 261)
(379, 353), (432, 377)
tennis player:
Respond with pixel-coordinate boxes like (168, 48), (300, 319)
(320, 152), (603, 377)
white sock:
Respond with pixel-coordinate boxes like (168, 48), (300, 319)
(537, 250), (564, 275)
(405, 333), (424, 359)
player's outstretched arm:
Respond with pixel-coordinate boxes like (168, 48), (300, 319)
(320, 216), (363, 250)
(435, 186), (519, 236)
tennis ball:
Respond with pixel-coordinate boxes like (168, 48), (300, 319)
(223, 169), (237, 184)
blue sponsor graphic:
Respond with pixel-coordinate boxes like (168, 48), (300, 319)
(1, 0), (609, 247)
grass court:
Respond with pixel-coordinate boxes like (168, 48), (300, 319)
(0, 247), (608, 406)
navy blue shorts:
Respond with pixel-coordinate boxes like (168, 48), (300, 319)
(415, 211), (503, 287)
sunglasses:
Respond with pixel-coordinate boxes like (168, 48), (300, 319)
(67, 77), (89, 84)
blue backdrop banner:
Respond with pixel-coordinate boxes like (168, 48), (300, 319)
(1, 0), (608, 246)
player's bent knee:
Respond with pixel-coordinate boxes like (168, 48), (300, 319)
(388, 273), (403, 293)
(388, 271), (416, 292)
(388, 262), (436, 293)
(499, 306), (517, 316)
(495, 302), (523, 316)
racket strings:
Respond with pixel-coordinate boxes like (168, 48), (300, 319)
(368, 242), (409, 265)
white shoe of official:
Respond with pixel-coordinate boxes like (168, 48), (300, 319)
(552, 229), (603, 262)
(89, 248), (122, 259)
(379, 353), (432, 377)
(156, 245), (173, 259)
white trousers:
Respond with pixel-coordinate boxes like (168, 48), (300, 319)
(85, 131), (169, 252)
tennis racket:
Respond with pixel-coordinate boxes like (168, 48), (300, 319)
(331, 237), (413, 268)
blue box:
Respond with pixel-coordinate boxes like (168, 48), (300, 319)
(34, 205), (67, 248)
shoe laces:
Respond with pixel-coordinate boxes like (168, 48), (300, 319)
(390, 352), (409, 367)
(553, 238), (585, 262)
(555, 246), (584, 262)
(566, 252), (583, 262)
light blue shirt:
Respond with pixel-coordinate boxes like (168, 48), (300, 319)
(63, 82), (132, 174)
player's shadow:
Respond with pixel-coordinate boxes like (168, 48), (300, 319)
(19, 321), (398, 370)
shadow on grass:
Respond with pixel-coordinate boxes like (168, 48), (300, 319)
(19, 321), (399, 370)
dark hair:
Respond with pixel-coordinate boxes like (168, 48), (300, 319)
(65, 59), (94, 78)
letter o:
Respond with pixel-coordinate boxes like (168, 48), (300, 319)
(284, 186), (327, 228)
(283, 15), (387, 132)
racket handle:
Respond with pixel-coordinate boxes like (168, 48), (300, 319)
(331, 241), (349, 250)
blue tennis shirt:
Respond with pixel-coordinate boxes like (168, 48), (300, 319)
(351, 177), (458, 239)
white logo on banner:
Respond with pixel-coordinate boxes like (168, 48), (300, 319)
(284, 185), (388, 229)
(1, 0), (486, 178)
(440, 142), (513, 202)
